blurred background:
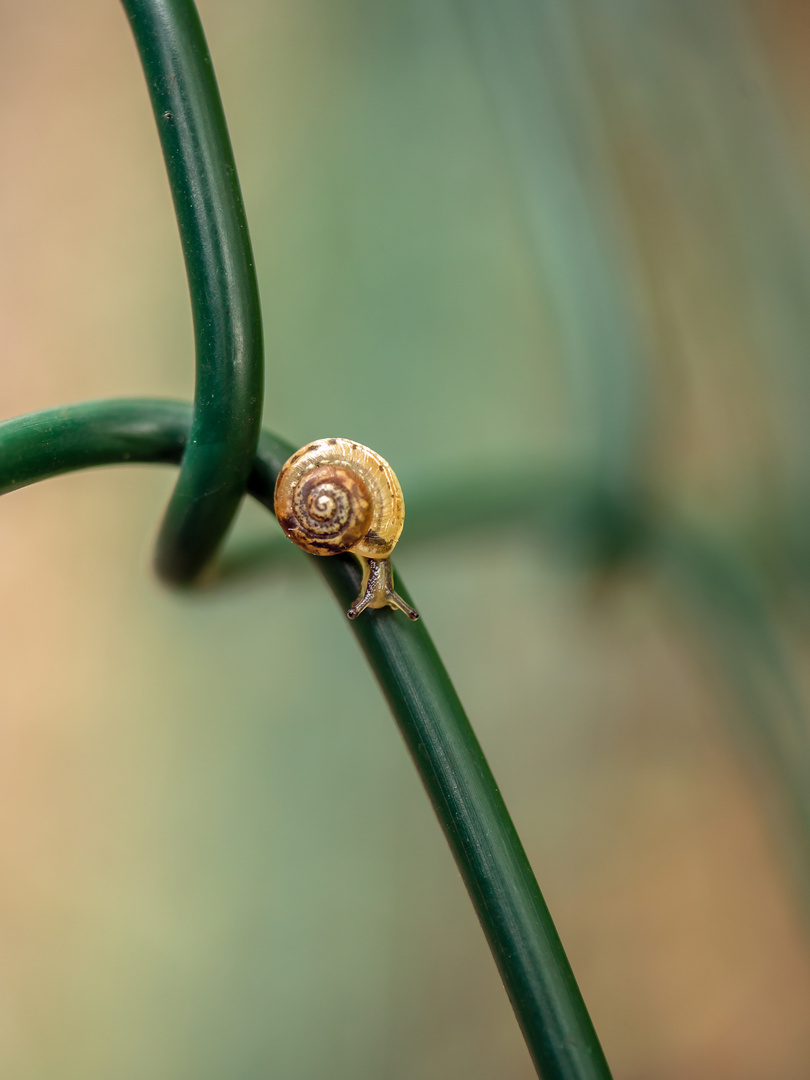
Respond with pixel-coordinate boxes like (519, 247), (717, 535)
(2, 0), (810, 1076)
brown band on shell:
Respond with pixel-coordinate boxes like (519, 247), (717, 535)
(359, 528), (391, 553)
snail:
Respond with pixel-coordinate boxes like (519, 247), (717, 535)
(274, 438), (419, 621)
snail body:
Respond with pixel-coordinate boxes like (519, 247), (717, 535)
(274, 439), (418, 620)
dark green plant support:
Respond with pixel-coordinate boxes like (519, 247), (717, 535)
(121, 0), (263, 584)
(0, 399), (611, 1080)
(0, 0), (614, 1074)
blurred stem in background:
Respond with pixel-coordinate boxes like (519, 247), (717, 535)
(653, 525), (810, 918)
(592, 0), (810, 583)
(457, 0), (648, 536)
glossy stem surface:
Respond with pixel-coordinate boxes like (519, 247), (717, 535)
(120, 0), (264, 583)
(0, 398), (612, 1080)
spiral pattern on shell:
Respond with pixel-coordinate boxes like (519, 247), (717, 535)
(274, 439), (405, 559)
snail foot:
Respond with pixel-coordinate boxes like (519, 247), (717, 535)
(347, 557), (419, 621)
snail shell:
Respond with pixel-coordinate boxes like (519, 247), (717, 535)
(274, 439), (418, 620)
(274, 438), (404, 558)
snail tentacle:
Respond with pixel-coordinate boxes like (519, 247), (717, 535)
(347, 557), (419, 621)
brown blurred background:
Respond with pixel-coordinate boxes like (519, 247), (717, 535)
(3, 1), (810, 1077)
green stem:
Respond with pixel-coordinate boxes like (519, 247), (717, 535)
(120, 0), (264, 584)
(0, 397), (612, 1080)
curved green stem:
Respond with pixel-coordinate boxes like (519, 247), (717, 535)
(315, 555), (610, 1080)
(120, 0), (264, 584)
(0, 398), (612, 1080)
